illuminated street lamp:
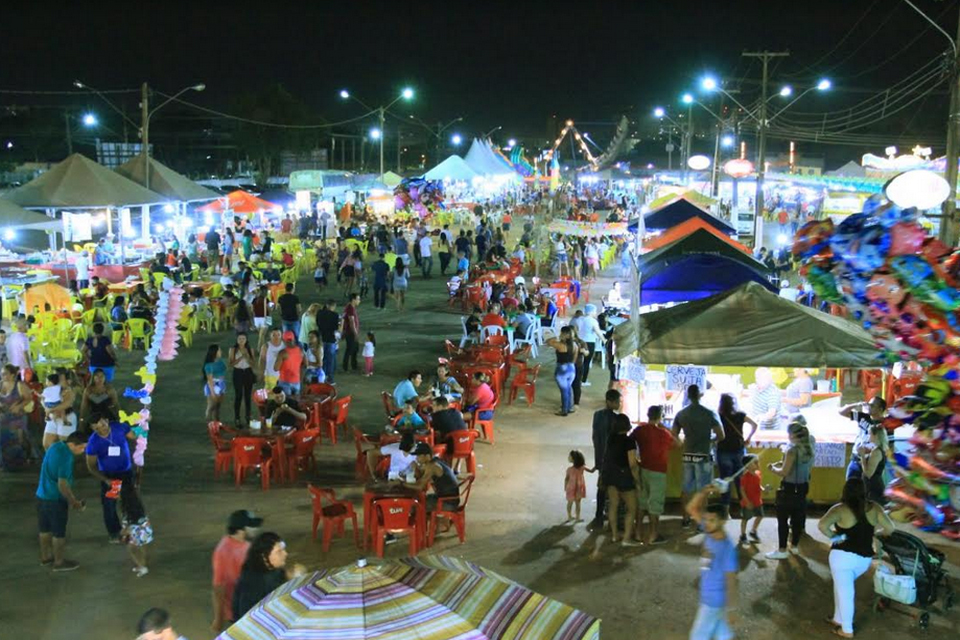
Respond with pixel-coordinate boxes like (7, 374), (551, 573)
(82, 113), (99, 127)
(369, 128), (382, 140)
(451, 133), (463, 145)
(721, 135), (734, 147)
(340, 87), (415, 175)
(779, 86), (793, 97)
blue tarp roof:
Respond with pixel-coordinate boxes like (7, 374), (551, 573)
(630, 198), (736, 234)
(639, 253), (776, 305)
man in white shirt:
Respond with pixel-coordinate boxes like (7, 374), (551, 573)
(6, 317), (31, 371)
(419, 235), (433, 279)
(75, 251), (90, 290)
(570, 304), (604, 385)
(751, 367), (782, 430)
(365, 432), (417, 481)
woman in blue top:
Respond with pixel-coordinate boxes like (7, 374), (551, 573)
(202, 344), (227, 423)
(765, 419), (815, 559)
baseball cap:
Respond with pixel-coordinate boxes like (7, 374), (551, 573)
(228, 510), (264, 531)
(282, 330), (295, 341)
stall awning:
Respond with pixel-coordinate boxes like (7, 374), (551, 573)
(197, 190), (280, 215)
(631, 198), (735, 234)
(615, 282), (882, 368)
(3, 153), (167, 209)
(424, 155), (479, 182)
(115, 155), (220, 203)
(640, 228), (765, 273)
(0, 200), (61, 230)
(639, 253), (775, 305)
(643, 217), (750, 253)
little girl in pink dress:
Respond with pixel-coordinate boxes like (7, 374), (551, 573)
(565, 450), (594, 521)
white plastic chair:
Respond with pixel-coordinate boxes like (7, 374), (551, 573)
(479, 325), (504, 343)
(459, 316), (478, 348)
(514, 323), (539, 358)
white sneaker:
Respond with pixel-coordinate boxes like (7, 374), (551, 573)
(765, 550), (788, 560)
(133, 566), (149, 577)
(582, 381), (592, 387)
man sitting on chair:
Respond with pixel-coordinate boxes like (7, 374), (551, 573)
(480, 302), (506, 329)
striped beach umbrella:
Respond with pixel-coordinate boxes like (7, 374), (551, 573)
(218, 555), (600, 640)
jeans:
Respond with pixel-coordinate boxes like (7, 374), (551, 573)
(829, 549), (873, 635)
(689, 604), (734, 640)
(775, 482), (808, 549)
(343, 334), (359, 371)
(373, 286), (388, 309)
(100, 470), (133, 537)
(572, 362), (582, 406)
(322, 342), (338, 383)
(581, 342), (596, 382)
(682, 460), (714, 494)
(421, 255), (433, 277)
(233, 367), (255, 423)
(281, 320), (301, 339)
(439, 252), (451, 274)
(555, 362), (577, 413)
(716, 450), (744, 507)
(277, 381), (300, 396)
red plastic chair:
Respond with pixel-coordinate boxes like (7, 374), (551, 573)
(352, 428), (374, 480)
(468, 397), (499, 444)
(307, 485), (359, 552)
(320, 395), (352, 445)
(372, 497), (421, 557)
(442, 429), (480, 475)
(253, 388), (269, 418)
(428, 475), (475, 546)
(207, 421), (233, 478)
(509, 364), (541, 407)
(305, 382), (337, 397)
(444, 340), (462, 358)
(858, 369), (883, 402)
(381, 391), (400, 419)
(374, 455), (391, 480)
(287, 428), (320, 481)
(232, 437), (274, 490)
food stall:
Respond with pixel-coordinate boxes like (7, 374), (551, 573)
(614, 281), (884, 504)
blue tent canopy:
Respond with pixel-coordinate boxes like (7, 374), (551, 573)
(629, 198), (736, 234)
(639, 253), (776, 305)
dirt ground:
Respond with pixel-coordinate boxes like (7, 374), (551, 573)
(1, 260), (958, 640)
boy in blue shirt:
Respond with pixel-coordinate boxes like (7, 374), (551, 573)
(37, 431), (87, 571)
(85, 412), (137, 542)
(686, 484), (739, 640)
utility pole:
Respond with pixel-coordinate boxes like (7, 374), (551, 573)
(64, 111), (73, 155)
(378, 106), (386, 177)
(940, 13), (960, 246)
(743, 50), (789, 242)
(140, 82), (150, 189)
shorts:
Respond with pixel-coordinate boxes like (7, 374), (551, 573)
(602, 465), (636, 492)
(203, 379), (227, 397)
(43, 413), (77, 438)
(89, 366), (115, 382)
(682, 459), (714, 494)
(426, 494), (460, 512)
(689, 604), (733, 640)
(637, 468), (666, 515)
(315, 276), (327, 285)
(741, 505), (764, 519)
(37, 499), (69, 538)
(254, 317), (271, 329)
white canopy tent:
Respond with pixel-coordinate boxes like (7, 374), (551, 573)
(424, 155), (480, 182)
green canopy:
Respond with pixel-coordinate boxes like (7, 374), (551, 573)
(380, 171), (404, 187)
(0, 199), (61, 230)
(115, 155), (220, 202)
(3, 153), (166, 209)
(614, 282), (881, 368)
(639, 228), (769, 275)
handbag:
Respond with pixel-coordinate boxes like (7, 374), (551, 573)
(873, 557), (918, 605)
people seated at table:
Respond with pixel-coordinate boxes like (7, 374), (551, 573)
(395, 399), (426, 432)
(179, 253), (193, 281)
(464, 307), (483, 339)
(265, 386), (307, 428)
(399, 442), (460, 512)
(110, 296), (128, 331)
(463, 371), (496, 422)
(480, 303), (506, 329)
(393, 370), (426, 409)
(448, 270), (465, 297)
(430, 363), (463, 398)
(606, 281), (627, 308)
(431, 396), (466, 440)
(513, 301), (538, 339)
(537, 294), (558, 326)
(365, 431), (417, 481)
(91, 277), (109, 305)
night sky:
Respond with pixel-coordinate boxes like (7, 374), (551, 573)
(2, 1), (955, 153)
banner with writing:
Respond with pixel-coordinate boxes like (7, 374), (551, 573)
(665, 364), (707, 392)
(814, 442), (847, 468)
(619, 356), (647, 384)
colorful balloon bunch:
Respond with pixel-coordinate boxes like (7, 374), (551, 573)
(793, 198), (960, 538)
(121, 279), (185, 466)
(394, 178), (445, 218)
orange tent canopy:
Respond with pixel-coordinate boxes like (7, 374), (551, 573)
(642, 217), (750, 254)
(25, 282), (72, 314)
(197, 190), (279, 215)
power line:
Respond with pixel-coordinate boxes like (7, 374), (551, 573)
(0, 88), (139, 95)
(155, 92), (377, 129)
(789, 0), (884, 75)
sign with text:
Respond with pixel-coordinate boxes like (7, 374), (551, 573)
(619, 356), (647, 384)
(665, 365), (707, 392)
(814, 442), (847, 468)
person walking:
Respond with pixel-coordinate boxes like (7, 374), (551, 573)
(211, 510), (263, 633)
(671, 385), (725, 527)
(766, 419), (815, 559)
(570, 305), (603, 386)
(419, 233), (433, 278)
(545, 326), (578, 417)
(233, 532), (306, 620)
(316, 300), (341, 384)
(438, 233), (452, 275)
(342, 293), (361, 373)
(202, 345), (227, 423)
(391, 261), (411, 312)
(228, 333), (257, 427)
(588, 389), (621, 532)
(716, 393), (757, 516)
(277, 283), (301, 338)
(37, 431), (87, 572)
(818, 478), (895, 638)
(371, 253), (390, 310)
(686, 484), (739, 640)
(84, 412), (137, 543)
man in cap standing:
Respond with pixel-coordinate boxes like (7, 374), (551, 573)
(211, 510), (263, 632)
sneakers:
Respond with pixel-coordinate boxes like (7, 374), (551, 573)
(52, 560), (80, 572)
(621, 540), (642, 548)
(582, 381), (592, 387)
(765, 550), (789, 560)
(649, 535), (668, 545)
(133, 566), (149, 577)
(749, 531), (761, 543)
(739, 534), (748, 544)
(40, 558), (54, 567)
(681, 517), (692, 528)
(108, 536), (122, 545)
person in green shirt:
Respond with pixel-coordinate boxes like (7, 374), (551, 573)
(36, 431), (87, 572)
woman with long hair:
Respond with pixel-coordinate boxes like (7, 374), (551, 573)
(716, 393), (758, 514)
(545, 326), (579, 417)
(818, 478), (895, 638)
(601, 413), (640, 545)
(0, 363), (36, 464)
(860, 425), (889, 504)
(228, 333), (257, 427)
(80, 368), (120, 427)
(391, 260), (410, 312)
(233, 298), (253, 335)
(765, 419), (815, 559)
(232, 532), (305, 619)
(202, 344), (226, 423)
(339, 250), (359, 296)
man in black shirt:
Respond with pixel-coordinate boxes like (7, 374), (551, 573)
(277, 283), (301, 339)
(588, 389), (622, 531)
(315, 300), (341, 384)
(266, 387), (307, 427)
(205, 228), (221, 272)
(431, 396), (467, 440)
(371, 254), (390, 309)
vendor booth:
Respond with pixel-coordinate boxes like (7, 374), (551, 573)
(641, 197), (736, 234)
(614, 282), (883, 504)
(638, 253), (775, 305)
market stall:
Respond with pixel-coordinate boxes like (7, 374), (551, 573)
(614, 281), (883, 503)
(641, 197), (736, 234)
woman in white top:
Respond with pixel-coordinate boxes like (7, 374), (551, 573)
(229, 332), (258, 426)
(391, 261), (411, 312)
(258, 328), (285, 389)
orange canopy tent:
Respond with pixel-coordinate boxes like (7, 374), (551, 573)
(643, 217), (751, 254)
(197, 190), (279, 215)
(25, 282), (72, 314)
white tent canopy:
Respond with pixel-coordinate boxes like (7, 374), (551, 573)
(465, 138), (515, 177)
(424, 155), (480, 182)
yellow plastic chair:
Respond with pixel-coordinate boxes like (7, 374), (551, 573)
(123, 319), (154, 351)
(280, 268), (298, 285)
(71, 323), (88, 343)
(178, 309), (194, 348)
(139, 267), (152, 283)
(189, 307), (213, 334)
(208, 283), (223, 299)
(190, 264), (200, 281)
(152, 272), (168, 290)
(80, 309), (100, 329)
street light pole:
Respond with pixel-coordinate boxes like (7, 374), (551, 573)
(379, 107), (386, 177)
(940, 12), (960, 245)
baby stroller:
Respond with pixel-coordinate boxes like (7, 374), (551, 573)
(873, 530), (954, 629)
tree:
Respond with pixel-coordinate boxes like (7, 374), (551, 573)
(231, 84), (319, 186)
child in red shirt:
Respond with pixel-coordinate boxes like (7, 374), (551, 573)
(739, 456), (765, 544)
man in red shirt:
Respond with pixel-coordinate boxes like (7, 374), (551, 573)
(211, 510), (262, 632)
(275, 331), (304, 396)
(480, 302), (506, 329)
(632, 405), (676, 544)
